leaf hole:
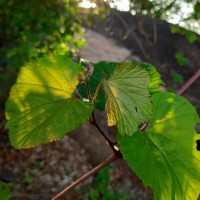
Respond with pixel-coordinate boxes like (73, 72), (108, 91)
(196, 140), (200, 151)
(135, 106), (138, 112)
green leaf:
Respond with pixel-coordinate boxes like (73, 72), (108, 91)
(170, 25), (198, 44)
(170, 70), (184, 84)
(175, 52), (189, 66)
(117, 92), (200, 200)
(0, 182), (10, 200)
(78, 61), (164, 110)
(104, 62), (152, 135)
(78, 61), (117, 110)
(186, 31), (198, 43)
(132, 62), (165, 93)
(6, 55), (93, 148)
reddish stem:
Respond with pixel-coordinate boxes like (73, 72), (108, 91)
(91, 112), (117, 153)
(86, 80), (92, 101)
(51, 154), (119, 200)
(140, 123), (148, 131)
(177, 69), (200, 96)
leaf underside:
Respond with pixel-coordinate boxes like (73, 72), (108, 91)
(104, 62), (152, 135)
(117, 92), (200, 200)
(6, 55), (93, 148)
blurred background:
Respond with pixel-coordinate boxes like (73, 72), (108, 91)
(0, 0), (199, 199)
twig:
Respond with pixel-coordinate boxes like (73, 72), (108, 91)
(152, 19), (157, 44)
(113, 11), (148, 59)
(51, 154), (120, 200)
(86, 80), (92, 101)
(91, 112), (117, 153)
(161, 0), (176, 18)
(177, 69), (200, 96)
(140, 123), (149, 131)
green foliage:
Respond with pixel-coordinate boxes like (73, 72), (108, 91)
(0, 0), (85, 114)
(0, 182), (10, 200)
(103, 62), (152, 135)
(78, 61), (163, 110)
(23, 174), (34, 184)
(5, 56), (93, 148)
(5, 55), (200, 200)
(132, 62), (165, 93)
(170, 70), (184, 84)
(174, 52), (189, 66)
(128, 0), (200, 34)
(0, 0), (83, 67)
(117, 92), (200, 200)
(166, 87), (176, 93)
(171, 25), (198, 43)
(193, 2), (200, 20)
(87, 165), (128, 200)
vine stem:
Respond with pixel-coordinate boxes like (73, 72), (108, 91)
(91, 112), (117, 153)
(86, 80), (92, 101)
(177, 69), (200, 96)
(51, 154), (119, 200)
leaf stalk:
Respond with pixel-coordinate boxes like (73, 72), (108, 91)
(91, 112), (118, 154)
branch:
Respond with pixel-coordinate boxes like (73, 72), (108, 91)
(86, 80), (92, 101)
(177, 69), (200, 96)
(113, 11), (148, 59)
(161, 0), (176, 17)
(51, 154), (120, 200)
(91, 112), (117, 153)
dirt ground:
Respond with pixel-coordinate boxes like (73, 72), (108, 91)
(0, 11), (200, 200)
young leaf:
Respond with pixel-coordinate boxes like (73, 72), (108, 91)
(104, 62), (152, 135)
(6, 55), (93, 148)
(117, 92), (200, 200)
(132, 62), (165, 93)
(78, 61), (117, 110)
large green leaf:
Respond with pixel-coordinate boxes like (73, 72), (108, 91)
(104, 62), (152, 135)
(132, 62), (165, 93)
(6, 56), (93, 148)
(117, 92), (200, 200)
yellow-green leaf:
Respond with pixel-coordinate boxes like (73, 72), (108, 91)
(6, 56), (93, 148)
(118, 92), (200, 200)
(103, 62), (152, 135)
